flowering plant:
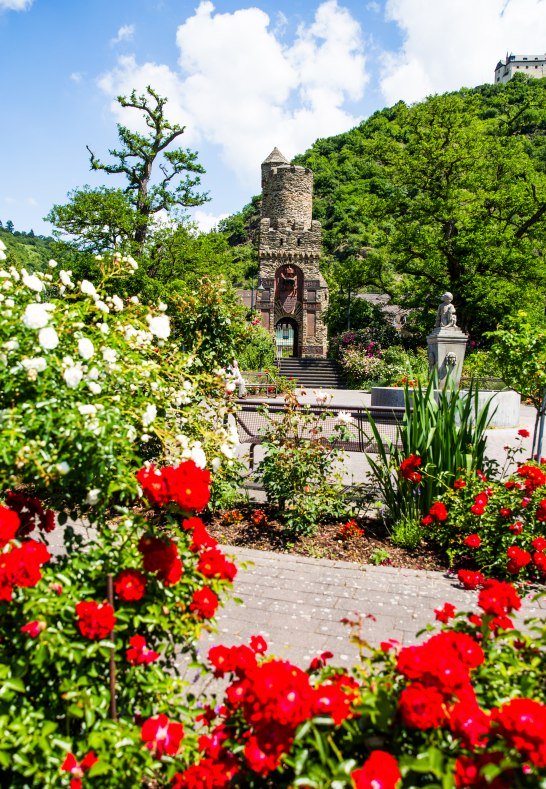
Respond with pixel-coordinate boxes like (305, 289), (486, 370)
(0, 254), (240, 515)
(422, 450), (546, 581)
(257, 393), (352, 535)
(178, 580), (545, 787)
(0, 462), (238, 787)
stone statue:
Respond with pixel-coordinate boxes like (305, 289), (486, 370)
(435, 292), (457, 329)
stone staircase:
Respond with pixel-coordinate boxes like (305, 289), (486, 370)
(278, 358), (345, 389)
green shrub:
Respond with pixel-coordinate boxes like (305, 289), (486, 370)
(237, 323), (275, 371)
(256, 393), (351, 534)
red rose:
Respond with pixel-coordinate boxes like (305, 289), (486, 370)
(141, 714), (184, 758)
(20, 620), (45, 638)
(518, 429), (530, 438)
(10, 540), (51, 588)
(61, 751), (98, 784)
(0, 506), (20, 548)
(457, 569), (485, 590)
(351, 750), (402, 788)
(492, 698), (546, 767)
(478, 580), (521, 616)
(197, 548), (237, 582)
(454, 754), (506, 788)
(434, 602), (456, 623)
(470, 504), (485, 516)
(398, 682), (448, 729)
(421, 515), (433, 526)
(499, 507), (511, 518)
(532, 536), (546, 551)
(508, 521), (523, 534)
(190, 587), (219, 619)
(137, 460), (211, 512)
(453, 478), (466, 489)
(114, 569), (147, 601)
(399, 455), (422, 483)
(138, 536), (183, 586)
(126, 634), (160, 665)
(75, 600), (116, 640)
(428, 502), (448, 522)
(464, 534), (481, 548)
(250, 635), (268, 654)
(506, 545), (531, 573)
(533, 551), (546, 574)
(4, 491), (56, 536)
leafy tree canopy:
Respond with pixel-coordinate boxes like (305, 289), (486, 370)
(224, 76), (546, 340)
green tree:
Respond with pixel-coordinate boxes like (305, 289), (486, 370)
(5, 220), (14, 233)
(48, 86), (207, 253)
(47, 186), (137, 253)
(292, 77), (546, 339)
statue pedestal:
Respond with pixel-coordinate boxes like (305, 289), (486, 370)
(426, 327), (468, 388)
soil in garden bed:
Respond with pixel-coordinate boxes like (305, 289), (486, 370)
(207, 507), (448, 572)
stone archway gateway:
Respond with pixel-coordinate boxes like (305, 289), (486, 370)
(256, 148), (328, 358)
(275, 317), (299, 358)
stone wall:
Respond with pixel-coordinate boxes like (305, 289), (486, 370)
(258, 150), (328, 358)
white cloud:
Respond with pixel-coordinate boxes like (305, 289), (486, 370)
(98, 1), (368, 186)
(380, 0), (546, 105)
(0, 0), (33, 9)
(191, 209), (229, 233)
(111, 24), (135, 45)
(70, 72), (83, 83)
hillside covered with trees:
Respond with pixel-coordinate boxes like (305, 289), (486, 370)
(226, 75), (546, 341)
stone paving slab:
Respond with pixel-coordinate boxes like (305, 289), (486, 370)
(199, 546), (544, 668)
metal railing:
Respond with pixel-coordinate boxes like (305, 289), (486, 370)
(234, 400), (405, 468)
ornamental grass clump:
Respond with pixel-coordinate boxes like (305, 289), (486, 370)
(366, 377), (493, 526)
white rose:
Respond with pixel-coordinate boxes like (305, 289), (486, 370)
(112, 295), (124, 311)
(87, 366), (100, 380)
(63, 366), (83, 389)
(0, 250), (6, 262)
(78, 338), (94, 360)
(48, 259), (58, 268)
(22, 303), (49, 329)
(21, 357), (47, 373)
(95, 300), (110, 313)
(142, 404), (157, 427)
(4, 339), (19, 351)
(38, 327), (59, 350)
(126, 256), (138, 270)
(212, 457), (222, 471)
(22, 273), (43, 292)
(5, 298), (14, 307)
(190, 444), (207, 469)
(147, 314), (170, 339)
(0, 239), (6, 251)
(129, 295), (139, 304)
(80, 279), (98, 299)
(88, 382), (101, 395)
(78, 404), (97, 416)
(102, 347), (117, 363)
(85, 489), (100, 505)
(56, 461), (70, 475)
(59, 270), (73, 288)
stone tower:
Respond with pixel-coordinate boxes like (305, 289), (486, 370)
(256, 148), (328, 358)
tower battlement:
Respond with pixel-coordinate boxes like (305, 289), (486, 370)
(257, 148), (328, 358)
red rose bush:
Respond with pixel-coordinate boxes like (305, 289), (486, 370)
(422, 456), (546, 581)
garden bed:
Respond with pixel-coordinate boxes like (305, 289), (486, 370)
(207, 507), (447, 571)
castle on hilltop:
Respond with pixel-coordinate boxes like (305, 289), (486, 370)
(255, 148), (328, 358)
(495, 52), (546, 83)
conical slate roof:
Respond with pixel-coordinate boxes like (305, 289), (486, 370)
(262, 147), (289, 165)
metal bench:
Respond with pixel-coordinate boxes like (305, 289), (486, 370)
(234, 400), (405, 469)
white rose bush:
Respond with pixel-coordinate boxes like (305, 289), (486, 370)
(0, 255), (238, 515)
(0, 252), (243, 786)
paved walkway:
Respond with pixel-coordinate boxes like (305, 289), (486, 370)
(199, 546), (544, 668)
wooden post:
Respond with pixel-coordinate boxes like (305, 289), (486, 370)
(106, 573), (117, 721)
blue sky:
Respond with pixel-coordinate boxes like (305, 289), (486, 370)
(1, 0), (546, 236)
